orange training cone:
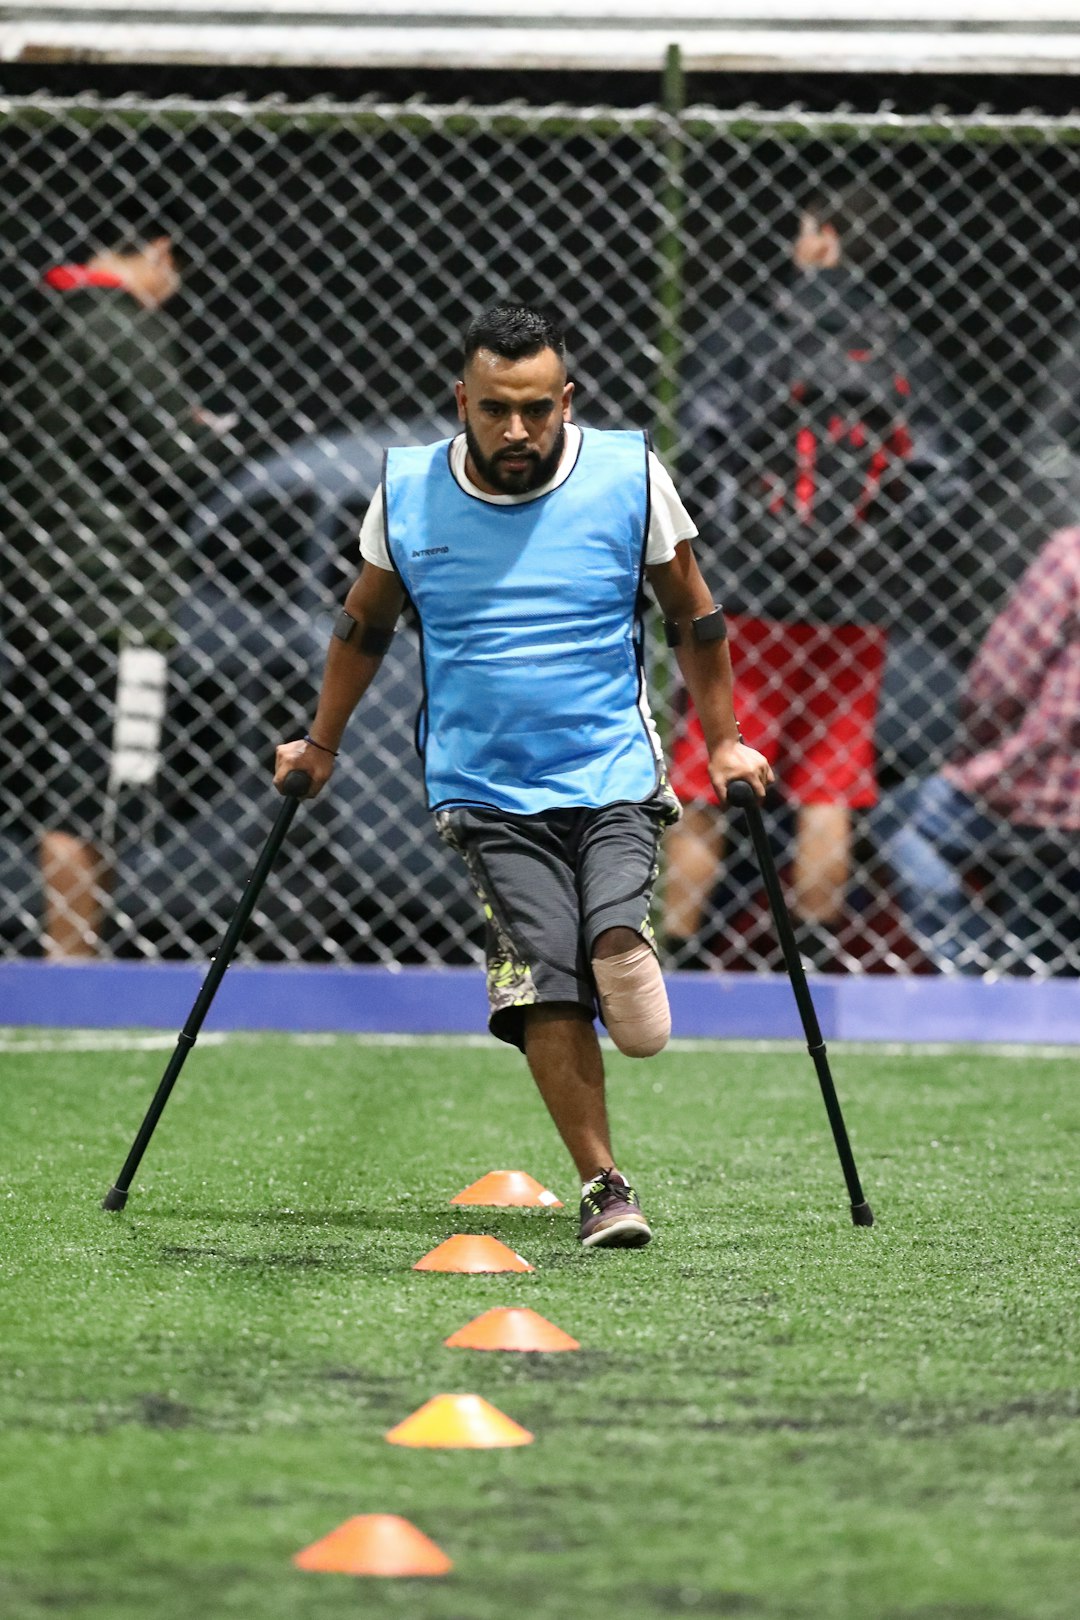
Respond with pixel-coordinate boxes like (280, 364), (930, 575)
(386, 1393), (534, 1448)
(292, 1514), (452, 1576)
(413, 1234), (533, 1273)
(444, 1307), (580, 1352)
(451, 1171), (563, 1208)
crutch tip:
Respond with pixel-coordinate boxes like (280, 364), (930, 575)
(102, 1186), (129, 1212)
(850, 1201), (874, 1227)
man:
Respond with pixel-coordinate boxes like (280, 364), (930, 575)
(883, 524), (1080, 975)
(274, 302), (771, 1248)
(665, 188), (967, 969)
(2, 235), (212, 958)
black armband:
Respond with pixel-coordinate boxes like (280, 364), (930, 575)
(333, 608), (395, 657)
(692, 607), (728, 645)
(663, 607), (728, 648)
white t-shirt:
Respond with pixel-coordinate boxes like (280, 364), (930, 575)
(357, 423), (697, 569)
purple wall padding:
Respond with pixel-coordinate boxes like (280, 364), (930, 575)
(3, 960), (1079, 1043)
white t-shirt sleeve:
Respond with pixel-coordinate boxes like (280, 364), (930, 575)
(357, 487), (393, 570)
(361, 450), (695, 570)
(645, 451), (698, 565)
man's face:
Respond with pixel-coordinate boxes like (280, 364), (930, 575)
(141, 237), (181, 305)
(792, 211), (842, 271)
(96, 235), (181, 309)
(455, 346), (574, 495)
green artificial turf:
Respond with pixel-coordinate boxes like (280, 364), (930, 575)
(1, 1029), (1077, 1620)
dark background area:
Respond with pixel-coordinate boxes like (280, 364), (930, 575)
(5, 59), (1080, 114)
(7, 60), (1078, 595)
(6, 58), (1078, 622)
(5, 62), (1078, 452)
(3, 58), (1079, 966)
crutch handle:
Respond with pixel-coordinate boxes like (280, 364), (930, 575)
(280, 768), (313, 798)
(726, 778), (758, 809)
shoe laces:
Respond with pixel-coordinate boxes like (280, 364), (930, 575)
(582, 1168), (635, 1213)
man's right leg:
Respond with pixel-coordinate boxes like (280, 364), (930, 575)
(437, 808), (652, 1246)
(523, 1003), (614, 1180)
(524, 1002), (652, 1248)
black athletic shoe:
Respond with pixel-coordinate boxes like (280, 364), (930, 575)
(579, 1168), (652, 1248)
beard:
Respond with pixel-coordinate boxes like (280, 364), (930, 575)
(464, 420), (566, 494)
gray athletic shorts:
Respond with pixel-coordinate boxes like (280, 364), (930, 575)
(436, 792), (678, 1052)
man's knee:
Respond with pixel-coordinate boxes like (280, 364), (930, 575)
(591, 935), (671, 1058)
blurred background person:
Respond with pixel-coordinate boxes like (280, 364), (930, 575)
(664, 185), (969, 969)
(2, 233), (232, 958)
(880, 523), (1080, 975)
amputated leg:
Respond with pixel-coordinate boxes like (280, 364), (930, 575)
(591, 924), (671, 1057)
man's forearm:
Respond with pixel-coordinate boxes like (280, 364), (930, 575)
(647, 544), (772, 800)
(675, 640), (742, 754)
(307, 636), (383, 753)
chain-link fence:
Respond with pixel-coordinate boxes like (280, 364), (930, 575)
(3, 95), (1079, 976)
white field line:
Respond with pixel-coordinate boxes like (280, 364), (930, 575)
(0, 1028), (1077, 1060)
(0, 1030), (230, 1054)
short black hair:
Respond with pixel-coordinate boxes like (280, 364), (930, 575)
(462, 302), (566, 369)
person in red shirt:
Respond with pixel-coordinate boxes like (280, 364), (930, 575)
(663, 188), (968, 969)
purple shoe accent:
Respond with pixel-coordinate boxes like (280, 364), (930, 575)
(579, 1168), (652, 1249)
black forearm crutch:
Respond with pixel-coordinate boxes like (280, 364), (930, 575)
(102, 769), (312, 1211)
(726, 779), (874, 1227)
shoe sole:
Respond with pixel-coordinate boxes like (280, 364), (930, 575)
(580, 1214), (653, 1249)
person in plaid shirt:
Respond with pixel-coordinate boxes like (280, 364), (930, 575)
(885, 525), (1080, 974)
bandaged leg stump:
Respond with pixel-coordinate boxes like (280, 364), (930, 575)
(592, 940), (671, 1057)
